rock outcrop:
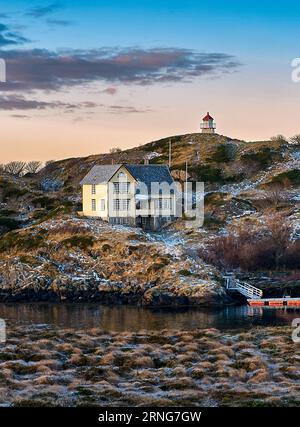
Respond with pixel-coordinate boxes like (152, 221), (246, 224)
(0, 217), (230, 306)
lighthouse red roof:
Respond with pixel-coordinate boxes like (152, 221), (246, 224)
(202, 112), (214, 121)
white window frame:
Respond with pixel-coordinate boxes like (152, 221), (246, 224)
(113, 199), (120, 211)
(91, 199), (96, 211)
(113, 199), (130, 211)
(113, 182), (130, 194)
(100, 199), (105, 211)
(122, 199), (131, 211)
(91, 184), (96, 195)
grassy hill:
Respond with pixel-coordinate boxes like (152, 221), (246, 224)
(37, 132), (298, 189)
(0, 131), (299, 302)
(0, 132), (299, 233)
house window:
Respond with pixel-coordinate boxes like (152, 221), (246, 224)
(91, 199), (96, 211)
(155, 198), (163, 209)
(113, 182), (130, 194)
(91, 184), (96, 194)
(155, 198), (172, 211)
(113, 199), (120, 211)
(163, 198), (172, 210)
(113, 199), (131, 211)
(100, 199), (105, 211)
(123, 199), (131, 211)
(118, 172), (126, 178)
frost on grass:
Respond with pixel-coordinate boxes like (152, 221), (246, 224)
(0, 325), (299, 407)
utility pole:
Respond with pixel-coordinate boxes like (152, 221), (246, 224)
(185, 161), (188, 213)
(169, 139), (172, 168)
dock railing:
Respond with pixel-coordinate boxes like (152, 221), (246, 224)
(225, 275), (263, 300)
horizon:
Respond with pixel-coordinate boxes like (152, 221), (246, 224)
(1, 1), (300, 162)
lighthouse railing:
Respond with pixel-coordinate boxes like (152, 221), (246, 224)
(200, 122), (216, 129)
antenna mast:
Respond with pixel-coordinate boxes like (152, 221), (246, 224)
(169, 139), (172, 168)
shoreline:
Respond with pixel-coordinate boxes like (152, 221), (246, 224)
(0, 289), (234, 307)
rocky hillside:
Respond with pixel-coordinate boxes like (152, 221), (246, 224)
(0, 132), (299, 304)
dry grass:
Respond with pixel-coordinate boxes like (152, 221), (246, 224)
(0, 325), (299, 407)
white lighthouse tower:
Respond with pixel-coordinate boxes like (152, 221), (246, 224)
(200, 112), (216, 134)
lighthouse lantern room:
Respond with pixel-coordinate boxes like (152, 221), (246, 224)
(200, 112), (216, 134)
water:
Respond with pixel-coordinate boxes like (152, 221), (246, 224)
(0, 303), (299, 331)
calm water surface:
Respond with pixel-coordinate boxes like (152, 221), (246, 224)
(0, 303), (299, 331)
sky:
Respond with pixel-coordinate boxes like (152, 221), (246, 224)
(1, 0), (300, 162)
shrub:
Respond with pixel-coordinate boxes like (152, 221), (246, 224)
(36, 205), (73, 224)
(0, 209), (17, 217)
(32, 196), (55, 209)
(270, 134), (288, 144)
(3, 185), (28, 201)
(62, 235), (95, 250)
(0, 230), (47, 252)
(241, 147), (279, 169)
(271, 169), (300, 186)
(0, 217), (20, 232)
(290, 134), (300, 145)
(210, 144), (235, 163)
(200, 214), (298, 271)
(203, 215), (225, 230)
(178, 269), (193, 276)
(189, 165), (223, 183)
(147, 262), (166, 273)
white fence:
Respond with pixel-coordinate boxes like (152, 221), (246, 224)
(225, 276), (263, 300)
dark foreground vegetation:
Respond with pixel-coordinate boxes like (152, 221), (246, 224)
(0, 324), (299, 407)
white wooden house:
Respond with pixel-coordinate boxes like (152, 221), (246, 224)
(80, 163), (178, 230)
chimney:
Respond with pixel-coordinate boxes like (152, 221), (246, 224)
(144, 157), (149, 165)
(111, 159), (115, 165)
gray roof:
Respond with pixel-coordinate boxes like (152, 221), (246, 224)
(80, 164), (122, 185)
(80, 163), (174, 188)
(125, 164), (174, 189)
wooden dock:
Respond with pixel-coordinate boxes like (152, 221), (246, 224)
(224, 274), (300, 307)
(248, 298), (300, 307)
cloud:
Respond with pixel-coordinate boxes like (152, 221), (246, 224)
(0, 95), (102, 111)
(26, 2), (62, 18)
(0, 47), (242, 92)
(10, 114), (30, 119)
(102, 87), (118, 95)
(0, 95), (67, 110)
(108, 105), (152, 114)
(0, 23), (29, 46)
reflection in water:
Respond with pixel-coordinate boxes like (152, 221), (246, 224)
(0, 303), (300, 332)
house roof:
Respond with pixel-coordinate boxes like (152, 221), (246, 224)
(202, 112), (214, 121)
(80, 164), (174, 188)
(80, 164), (122, 185)
(125, 164), (173, 188)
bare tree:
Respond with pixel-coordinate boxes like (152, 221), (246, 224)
(109, 147), (122, 153)
(265, 212), (291, 268)
(4, 161), (27, 176)
(265, 183), (287, 208)
(45, 160), (55, 166)
(290, 134), (300, 145)
(270, 134), (288, 144)
(26, 161), (42, 174)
